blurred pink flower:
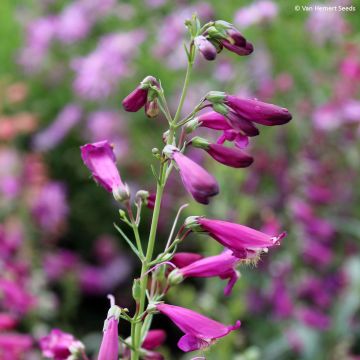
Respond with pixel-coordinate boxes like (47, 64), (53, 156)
(72, 31), (146, 100)
(235, 0), (278, 29)
(40, 329), (83, 360)
(32, 104), (82, 151)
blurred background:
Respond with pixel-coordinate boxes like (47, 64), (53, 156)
(1, 0), (360, 359)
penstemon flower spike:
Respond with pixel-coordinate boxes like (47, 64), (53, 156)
(78, 14), (292, 360)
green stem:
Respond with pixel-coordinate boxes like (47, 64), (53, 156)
(173, 45), (194, 125)
(131, 44), (195, 360)
(127, 202), (144, 258)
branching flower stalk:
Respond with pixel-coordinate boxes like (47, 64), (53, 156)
(79, 14), (292, 360)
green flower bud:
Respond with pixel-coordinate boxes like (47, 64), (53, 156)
(206, 91), (226, 103)
(132, 279), (142, 302)
(168, 269), (184, 286)
(190, 136), (210, 150)
(212, 103), (228, 115)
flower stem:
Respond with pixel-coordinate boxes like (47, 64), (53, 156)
(173, 44), (194, 125)
(131, 44), (195, 360)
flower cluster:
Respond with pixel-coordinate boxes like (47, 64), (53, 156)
(76, 15), (292, 359)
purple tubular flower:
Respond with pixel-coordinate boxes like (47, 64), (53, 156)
(225, 96), (292, 125)
(170, 251), (240, 296)
(194, 36), (217, 61)
(156, 304), (240, 352)
(226, 111), (259, 137)
(197, 111), (232, 130)
(122, 76), (158, 112)
(142, 329), (166, 359)
(172, 253), (203, 268)
(98, 297), (121, 360)
(192, 217), (286, 259)
(164, 146), (219, 204)
(190, 137), (253, 168)
(122, 87), (148, 112)
(222, 40), (253, 56)
(98, 317), (119, 360)
(80, 141), (128, 199)
(220, 28), (253, 55)
(142, 330), (166, 350)
(207, 144), (253, 168)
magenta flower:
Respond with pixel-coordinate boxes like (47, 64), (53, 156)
(142, 329), (166, 359)
(156, 304), (240, 352)
(0, 313), (17, 331)
(297, 307), (331, 331)
(33, 104), (82, 151)
(225, 111), (259, 136)
(219, 27), (253, 56)
(80, 140), (129, 200)
(98, 318), (119, 360)
(169, 251), (240, 296)
(191, 137), (253, 168)
(122, 87), (147, 112)
(196, 111), (232, 130)
(98, 296), (121, 360)
(164, 145), (219, 204)
(40, 329), (83, 360)
(187, 217), (285, 259)
(143, 330), (166, 350)
(122, 76), (158, 112)
(225, 96), (292, 126)
(172, 252), (203, 268)
(0, 333), (33, 358)
(194, 35), (217, 61)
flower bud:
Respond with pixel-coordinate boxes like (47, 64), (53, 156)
(135, 190), (150, 205)
(168, 269), (184, 286)
(162, 130), (170, 144)
(132, 279), (142, 302)
(194, 36), (217, 61)
(145, 98), (160, 118)
(206, 91), (226, 103)
(212, 103), (228, 115)
(122, 76), (158, 112)
(206, 26), (226, 40)
(190, 136), (210, 150)
(185, 118), (201, 133)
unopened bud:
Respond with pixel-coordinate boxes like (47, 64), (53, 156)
(190, 136), (210, 150)
(135, 190), (150, 205)
(132, 279), (142, 302)
(185, 118), (200, 133)
(112, 184), (130, 202)
(145, 98), (160, 118)
(140, 76), (158, 89)
(206, 91), (226, 103)
(212, 103), (228, 115)
(168, 269), (184, 286)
